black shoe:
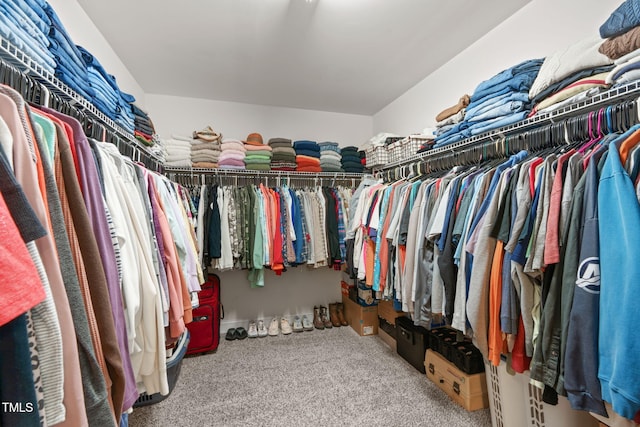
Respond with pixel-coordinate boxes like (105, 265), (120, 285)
(236, 327), (248, 340)
(225, 328), (238, 341)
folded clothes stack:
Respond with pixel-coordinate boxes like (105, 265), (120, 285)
(244, 133), (272, 171)
(163, 136), (193, 168)
(219, 139), (246, 170)
(433, 58), (545, 148)
(599, 0), (640, 88)
(340, 146), (364, 173)
(293, 140), (321, 172)
(191, 126), (222, 168)
(131, 104), (156, 147)
(269, 138), (297, 171)
(0, 1), (56, 74)
(319, 141), (343, 172)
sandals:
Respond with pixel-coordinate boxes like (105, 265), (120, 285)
(225, 327), (248, 341)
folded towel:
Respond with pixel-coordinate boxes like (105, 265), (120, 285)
(293, 140), (320, 152)
(296, 155), (321, 168)
(244, 154), (272, 161)
(218, 158), (245, 167)
(244, 144), (273, 152)
(245, 163), (271, 171)
(272, 146), (296, 156)
(244, 157), (272, 165)
(294, 149), (321, 158)
(219, 151), (246, 162)
(192, 162), (218, 169)
(164, 158), (192, 168)
(221, 140), (246, 152)
(268, 137), (292, 146)
(244, 151), (273, 158)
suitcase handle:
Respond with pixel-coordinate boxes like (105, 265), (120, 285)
(220, 303), (225, 320)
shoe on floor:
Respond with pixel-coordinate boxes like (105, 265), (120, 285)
(292, 316), (304, 333)
(247, 321), (258, 338)
(257, 319), (268, 338)
(301, 315), (313, 331)
(236, 327), (248, 340)
(268, 317), (279, 336)
(225, 328), (238, 341)
(280, 317), (293, 335)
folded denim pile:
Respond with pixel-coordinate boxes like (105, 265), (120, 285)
(434, 58), (544, 148)
(319, 141), (344, 172)
(599, 0), (640, 89)
(191, 126), (221, 168)
(0, 0), (56, 74)
(0, 1), (146, 134)
(243, 133), (272, 171)
(340, 146), (364, 173)
(269, 138), (297, 171)
(293, 140), (321, 172)
(219, 139), (246, 171)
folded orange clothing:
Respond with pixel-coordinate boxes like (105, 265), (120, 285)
(296, 166), (322, 173)
(296, 155), (321, 167)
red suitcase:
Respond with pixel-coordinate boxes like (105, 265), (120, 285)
(186, 274), (223, 355)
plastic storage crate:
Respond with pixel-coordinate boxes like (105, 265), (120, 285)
(134, 330), (190, 407)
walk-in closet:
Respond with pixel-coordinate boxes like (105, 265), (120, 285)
(1, 0), (639, 426)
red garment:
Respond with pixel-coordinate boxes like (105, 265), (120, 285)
(0, 192), (45, 326)
(544, 149), (575, 265)
(272, 190), (284, 274)
(296, 155), (321, 168)
(296, 166), (322, 173)
(510, 316), (532, 373)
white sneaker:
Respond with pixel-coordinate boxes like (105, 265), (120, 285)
(292, 316), (304, 333)
(280, 317), (293, 335)
(257, 320), (268, 338)
(247, 321), (258, 338)
(302, 315), (313, 331)
(268, 317), (279, 336)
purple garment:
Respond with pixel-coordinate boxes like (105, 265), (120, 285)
(39, 107), (139, 411)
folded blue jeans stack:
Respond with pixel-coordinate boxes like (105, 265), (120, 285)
(77, 45), (136, 132)
(0, 1), (56, 73)
(433, 58), (544, 148)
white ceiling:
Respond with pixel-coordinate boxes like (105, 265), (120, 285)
(78, 0), (531, 115)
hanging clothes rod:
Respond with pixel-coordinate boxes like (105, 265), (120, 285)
(375, 80), (640, 173)
(0, 35), (164, 171)
(165, 167), (369, 188)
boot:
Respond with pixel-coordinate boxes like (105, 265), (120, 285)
(336, 302), (348, 326)
(320, 306), (333, 329)
(329, 303), (341, 327)
(313, 306), (325, 330)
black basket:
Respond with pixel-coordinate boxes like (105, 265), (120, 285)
(134, 330), (190, 407)
(452, 340), (485, 375)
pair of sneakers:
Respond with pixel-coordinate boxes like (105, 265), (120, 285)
(247, 320), (268, 338)
(268, 317), (292, 336)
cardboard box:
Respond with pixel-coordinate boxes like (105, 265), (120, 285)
(342, 294), (378, 336)
(356, 281), (377, 306)
(378, 326), (396, 352)
(377, 299), (407, 325)
(425, 350), (489, 411)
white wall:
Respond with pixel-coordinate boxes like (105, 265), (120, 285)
(46, 0), (146, 106)
(373, 0), (623, 135)
(146, 93), (372, 330)
(146, 94), (373, 146)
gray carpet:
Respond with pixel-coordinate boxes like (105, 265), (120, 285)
(129, 327), (492, 427)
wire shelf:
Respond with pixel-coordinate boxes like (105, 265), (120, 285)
(0, 35), (163, 166)
(374, 80), (640, 172)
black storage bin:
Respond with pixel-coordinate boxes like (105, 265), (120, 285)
(452, 340), (485, 375)
(395, 317), (429, 373)
(430, 327), (458, 362)
(379, 316), (396, 338)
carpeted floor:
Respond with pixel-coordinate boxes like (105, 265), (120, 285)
(129, 326), (492, 427)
